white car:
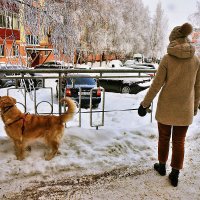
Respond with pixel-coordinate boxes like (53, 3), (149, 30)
(35, 61), (73, 69)
(108, 60), (123, 68)
(123, 60), (136, 67)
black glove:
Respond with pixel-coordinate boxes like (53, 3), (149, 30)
(138, 105), (147, 117)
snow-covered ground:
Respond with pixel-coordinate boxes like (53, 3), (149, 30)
(0, 79), (157, 179)
(0, 63), (200, 199)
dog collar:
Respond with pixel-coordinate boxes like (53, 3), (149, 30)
(3, 105), (14, 114)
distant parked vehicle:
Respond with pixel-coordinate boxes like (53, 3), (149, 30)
(96, 61), (154, 94)
(0, 64), (25, 88)
(98, 77), (151, 94)
(133, 63), (156, 77)
(123, 60), (136, 67)
(122, 61), (156, 76)
(0, 64), (43, 90)
(35, 61), (73, 69)
(134, 63), (155, 69)
(108, 60), (123, 68)
(0, 73), (16, 88)
(144, 57), (153, 63)
(133, 53), (143, 63)
(56, 74), (101, 108)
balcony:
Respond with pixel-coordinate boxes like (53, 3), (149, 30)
(0, 28), (20, 40)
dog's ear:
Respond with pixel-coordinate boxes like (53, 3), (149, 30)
(0, 96), (4, 108)
(10, 97), (17, 104)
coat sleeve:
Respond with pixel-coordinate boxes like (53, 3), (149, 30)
(194, 60), (200, 115)
(141, 55), (167, 107)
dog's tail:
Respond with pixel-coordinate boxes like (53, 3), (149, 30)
(60, 97), (77, 123)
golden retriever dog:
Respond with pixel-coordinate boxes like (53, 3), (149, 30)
(0, 95), (76, 160)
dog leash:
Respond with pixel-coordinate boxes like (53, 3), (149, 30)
(78, 108), (138, 114)
(21, 113), (28, 135)
(5, 113), (29, 135)
(35, 107), (139, 115)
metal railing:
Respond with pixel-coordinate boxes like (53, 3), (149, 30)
(0, 67), (156, 128)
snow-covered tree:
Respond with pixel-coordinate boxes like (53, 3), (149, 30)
(189, 1), (200, 28)
(149, 1), (168, 58)
(4, 0), (167, 61)
(107, 0), (151, 58)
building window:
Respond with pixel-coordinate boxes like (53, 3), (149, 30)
(13, 44), (19, 56)
(0, 11), (19, 29)
(0, 45), (4, 56)
(0, 11), (6, 28)
(12, 13), (20, 29)
(6, 12), (12, 29)
(26, 35), (39, 45)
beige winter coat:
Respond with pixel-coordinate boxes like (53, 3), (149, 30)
(141, 38), (200, 126)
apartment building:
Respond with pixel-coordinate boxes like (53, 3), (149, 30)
(0, 1), (54, 67)
(192, 28), (200, 57)
(0, 2), (22, 64)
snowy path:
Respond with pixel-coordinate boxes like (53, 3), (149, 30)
(1, 131), (200, 200)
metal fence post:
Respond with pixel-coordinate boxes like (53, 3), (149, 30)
(58, 72), (62, 115)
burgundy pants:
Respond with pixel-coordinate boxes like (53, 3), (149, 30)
(158, 122), (188, 170)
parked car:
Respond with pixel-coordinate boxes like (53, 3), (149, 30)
(56, 74), (101, 108)
(0, 64), (43, 90)
(35, 61), (73, 69)
(133, 53), (143, 63)
(123, 61), (155, 69)
(0, 64), (25, 88)
(134, 63), (156, 77)
(108, 60), (123, 68)
(144, 57), (153, 63)
(122, 61), (156, 77)
(123, 60), (136, 67)
(0, 73), (16, 88)
(98, 77), (151, 94)
(134, 63), (156, 69)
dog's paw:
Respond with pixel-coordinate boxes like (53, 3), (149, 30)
(57, 150), (61, 155)
(25, 146), (32, 152)
(44, 153), (54, 161)
(16, 156), (25, 161)
(45, 155), (53, 161)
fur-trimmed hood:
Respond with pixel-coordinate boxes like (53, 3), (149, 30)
(167, 38), (195, 59)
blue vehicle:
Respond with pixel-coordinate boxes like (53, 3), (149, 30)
(56, 74), (101, 108)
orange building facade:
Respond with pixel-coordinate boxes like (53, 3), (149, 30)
(0, 1), (55, 67)
(192, 28), (200, 57)
(0, 2), (22, 64)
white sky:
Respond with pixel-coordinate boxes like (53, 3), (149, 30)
(142, 0), (198, 32)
